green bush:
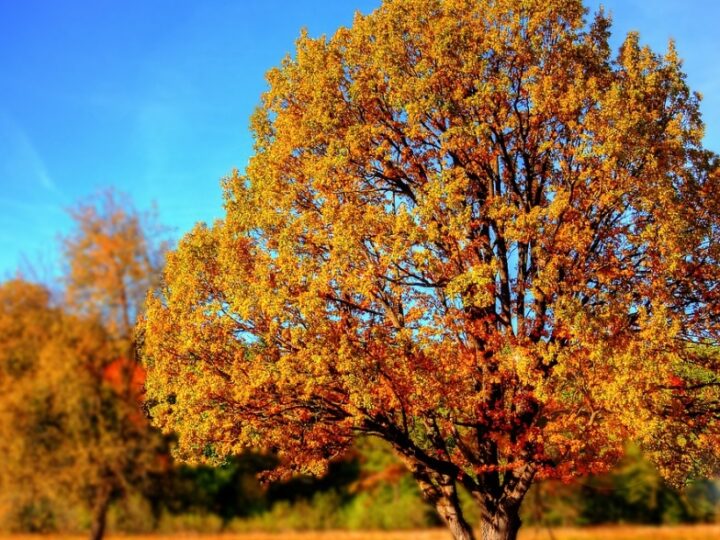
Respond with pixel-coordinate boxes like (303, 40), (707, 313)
(227, 490), (344, 532)
(155, 511), (224, 533)
(342, 477), (435, 530)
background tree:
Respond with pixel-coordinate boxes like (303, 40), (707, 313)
(0, 280), (140, 539)
(60, 190), (169, 540)
(0, 280), (65, 531)
(522, 445), (720, 528)
(142, 1), (720, 539)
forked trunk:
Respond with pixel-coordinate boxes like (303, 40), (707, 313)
(435, 501), (522, 540)
(405, 460), (477, 540)
(479, 505), (521, 540)
(396, 447), (532, 540)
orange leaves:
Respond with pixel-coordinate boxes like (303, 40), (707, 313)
(102, 357), (146, 399)
(63, 189), (168, 349)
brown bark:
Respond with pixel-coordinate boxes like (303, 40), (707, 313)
(479, 505), (521, 540)
(477, 464), (535, 540)
(439, 504), (477, 540)
(404, 460), (476, 540)
(89, 486), (111, 540)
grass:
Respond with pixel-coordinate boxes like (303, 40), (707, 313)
(3, 525), (720, 540)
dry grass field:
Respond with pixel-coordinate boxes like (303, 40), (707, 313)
(4, 525), (720, 540)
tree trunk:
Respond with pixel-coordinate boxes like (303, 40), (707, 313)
(402, 457), (477, 540)
(391, 441), (532, 540)
(89, 488), (111, 540)
(435, 488), (477, 540)
(479, 505), (522, 540)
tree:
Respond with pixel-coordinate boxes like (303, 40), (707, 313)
(141, 1), (720, 539)
(0, 280), (65, 530)
(59, 190), (168, 540)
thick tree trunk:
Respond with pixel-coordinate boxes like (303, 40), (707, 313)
(390, 438), (533, 540)
(479, 505), (522, 540)
(477, 466), (534, 540)
(89, 488), (111, 540)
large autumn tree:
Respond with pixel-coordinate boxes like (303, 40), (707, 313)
(142, 1), (720, 539)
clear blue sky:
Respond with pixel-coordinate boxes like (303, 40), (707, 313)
(1, 0), (718, 277)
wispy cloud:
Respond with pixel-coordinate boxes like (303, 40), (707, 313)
(0, 111), (60, 195)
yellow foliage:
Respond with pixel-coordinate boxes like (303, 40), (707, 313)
(142, 1), (720, 538)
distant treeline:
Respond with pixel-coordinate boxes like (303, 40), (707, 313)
(154, 440), (720, 533)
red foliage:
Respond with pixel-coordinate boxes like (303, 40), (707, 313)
(102, 357), (147, 409)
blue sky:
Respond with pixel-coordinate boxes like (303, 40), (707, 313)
(1, 0), (718, 277)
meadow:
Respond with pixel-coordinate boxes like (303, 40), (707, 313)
(4, 525), (720, 540)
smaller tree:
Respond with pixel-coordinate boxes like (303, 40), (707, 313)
(0, 280), (64, 529)
(60, 190), (169, 540)
(0, 280), (163, 540)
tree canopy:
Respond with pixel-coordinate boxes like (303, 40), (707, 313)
(142, 1), (720, 539)
(63, 190), (167, 352)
